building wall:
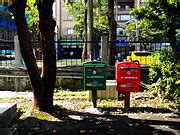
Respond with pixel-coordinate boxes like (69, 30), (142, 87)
(54, 0), (77, 39)
(53, 0), (140, 38)
(115, 3), (132, 36)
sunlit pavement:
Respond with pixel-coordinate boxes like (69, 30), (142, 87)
(0, 91), (33, 98)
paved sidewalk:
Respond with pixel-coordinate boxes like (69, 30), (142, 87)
(0, 91), (33, 98)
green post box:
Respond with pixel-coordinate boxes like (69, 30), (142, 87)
(83, 61), (106, 108)
(83, 61), (106, 90)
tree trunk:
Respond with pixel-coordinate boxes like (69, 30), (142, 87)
(9, 0), (43, 110)
(87, 0), (93, 61)
(82, 0), (87, 62)
(10, 0), (56, 112)
(168, 29), (177, 51)
(168, 5), (178, 51)
(37, 0), (57, 112)
(107, 0), (117, 66)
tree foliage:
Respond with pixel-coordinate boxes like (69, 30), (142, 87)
(65, 1), (108, 39)
(142, 0), (179, 3)
(125, 2), (178, 44)
(148, 50), (179, 100)
(26, 0), (40, 40)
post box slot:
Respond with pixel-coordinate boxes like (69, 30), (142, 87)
(120, 67), (139, 70)
(120, 67), (129, 70)
(129, 67), (139, 70)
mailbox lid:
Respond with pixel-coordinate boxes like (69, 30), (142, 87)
(83, 61), (106, 90)
(115, 62), (140, 92)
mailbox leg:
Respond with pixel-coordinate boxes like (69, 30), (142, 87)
(124, 92), (130, 108)
(92, 90), (97, 108)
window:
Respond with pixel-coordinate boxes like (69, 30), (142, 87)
(64, 9), (73, 20)
(117, 28), (124, 36)
(119, 5), (126, 10)
(117, 14), (131, 22)
(114, 5), (125, 10)
(67, 28), (73, 35)
(65, 15), (72, 20)
(114, 5), (132, 10)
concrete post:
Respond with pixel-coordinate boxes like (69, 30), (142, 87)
(101, 36), (108, 63)
(14, 35), (23, 68)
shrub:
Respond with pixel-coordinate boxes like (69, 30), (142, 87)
(148, 50), (179, 100)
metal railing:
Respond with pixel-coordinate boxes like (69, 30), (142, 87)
(0, 39), (14, 67)
(0, 37), (173, 68)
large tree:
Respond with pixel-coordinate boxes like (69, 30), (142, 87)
(125, 2), (179, 50)
(9, 0), (56, 112)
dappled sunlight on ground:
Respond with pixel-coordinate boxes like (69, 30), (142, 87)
(0, 90), (179, 134)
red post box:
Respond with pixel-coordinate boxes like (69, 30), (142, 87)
(115, 61), (140, 92)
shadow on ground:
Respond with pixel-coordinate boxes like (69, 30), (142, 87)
(101, 106), (173, 113)
(15, 105), (180, 135)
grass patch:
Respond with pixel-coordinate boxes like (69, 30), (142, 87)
(54, 90), (88, 100)
(97, 99), (122, 108)
(0, 97), (25, 103)
(31, 112), (52, 120)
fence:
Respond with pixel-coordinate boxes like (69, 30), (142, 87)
(0, 39), (14, 67)
(0, 36), (173, 68)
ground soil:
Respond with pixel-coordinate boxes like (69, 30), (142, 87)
(1, 91), (179, 135)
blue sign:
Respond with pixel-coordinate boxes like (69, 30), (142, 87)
(115, 40), (129, 47)
(0, 3), (30, 30)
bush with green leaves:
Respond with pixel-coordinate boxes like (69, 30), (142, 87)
(149, 50), (179, 101)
